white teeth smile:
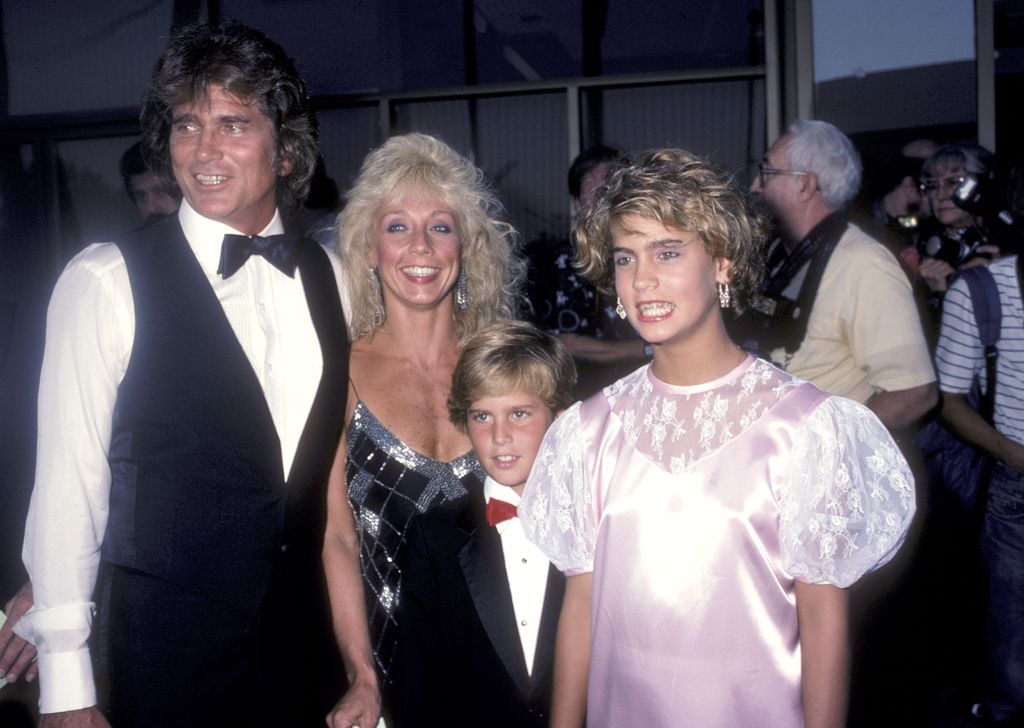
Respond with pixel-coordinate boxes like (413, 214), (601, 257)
(402, 266), (440, 276)
(495, 455), (516, 462)
(195, 174), (227, 185)
(638, 303), (675, 316)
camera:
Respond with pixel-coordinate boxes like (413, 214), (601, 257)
(918, 174), (1021, 264)
(953, 175), (1022, 253)
(920, 227), (985, 268)
(953, 175), (1012, 225)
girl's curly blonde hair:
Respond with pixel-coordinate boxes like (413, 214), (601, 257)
(574, 148), (768, 314)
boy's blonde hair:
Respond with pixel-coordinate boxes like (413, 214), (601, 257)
(448, 322), (577, 429)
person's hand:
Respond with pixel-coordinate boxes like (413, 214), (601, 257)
(962, 243), (1001, 268)
(998, 438), (1024, 475)
(897, 246), (921, 278)
(325, 678), (381, 728)
(38, 707), (111, 728)
(0, 581), (37, 684)
(918, 257), (955, 292)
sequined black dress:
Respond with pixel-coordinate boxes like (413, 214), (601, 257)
(345, 401), (484, 683)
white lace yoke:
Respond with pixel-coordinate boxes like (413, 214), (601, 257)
(605, 355), (805, 472)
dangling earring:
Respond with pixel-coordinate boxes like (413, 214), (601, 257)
(368, 266), (385, 328)
(615, 297), (627, 320)
(455, 269), (468, 311)
(718, 282), (731, 309)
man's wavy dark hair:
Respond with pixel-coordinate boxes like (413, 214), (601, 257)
(140, 21), (318, 210)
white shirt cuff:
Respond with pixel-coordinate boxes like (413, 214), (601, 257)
(13, 602), (97, 714)
(36, 649), (98, 714)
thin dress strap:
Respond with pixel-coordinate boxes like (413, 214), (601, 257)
(348, 376), (362, 404)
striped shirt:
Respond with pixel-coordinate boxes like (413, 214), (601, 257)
(935, 255), (1024, 446)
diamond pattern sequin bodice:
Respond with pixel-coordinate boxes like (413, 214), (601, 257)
(345, 401), (484, 681)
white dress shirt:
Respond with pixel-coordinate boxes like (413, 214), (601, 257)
(484, 477), (551, 676)
(16, 201), (347, 714)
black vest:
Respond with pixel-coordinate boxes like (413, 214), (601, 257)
(102, 216), (349, 615)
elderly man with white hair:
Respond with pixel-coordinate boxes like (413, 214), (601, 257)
(748, 119), (937, 434)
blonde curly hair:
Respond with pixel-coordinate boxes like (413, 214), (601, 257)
(573, 148), (768, 314)
(335, 133), (524, 338)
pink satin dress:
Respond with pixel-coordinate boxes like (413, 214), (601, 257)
(520, 355), (914, 727)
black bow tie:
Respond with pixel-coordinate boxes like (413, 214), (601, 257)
(218, 233), (301, 279)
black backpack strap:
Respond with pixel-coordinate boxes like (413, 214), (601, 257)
(957, 265), (1001, 423)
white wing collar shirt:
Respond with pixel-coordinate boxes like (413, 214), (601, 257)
(484, 477), (550, 676)
(16, 201), (344, 713)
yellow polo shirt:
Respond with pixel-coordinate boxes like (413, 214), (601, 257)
(769, 223), (935, 403)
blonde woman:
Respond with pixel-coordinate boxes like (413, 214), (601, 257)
(322, 133), (524, 726)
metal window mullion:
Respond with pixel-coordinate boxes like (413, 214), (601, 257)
(976, 0), (995, 152)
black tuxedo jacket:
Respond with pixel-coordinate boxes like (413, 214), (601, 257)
(389, 487), (565, 728)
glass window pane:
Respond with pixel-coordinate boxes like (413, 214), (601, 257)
(3, 2), (769, 108)
(812, 0), (976, 136)
(1, 142), (50, 293)
(318, 106), (383, 197)
(222, 0), (466, 95)
(599, 1), (765, 74)
(1, 141), (50, 590)
(392, 92), (568, 244)
(582, 79), (766, 184)
(473, 0), (764, 82)
(995, 0), (1024, 165)
(219, 1), (764, 95)
(57, 136), (143, 257)
(392, 99), (475, 157)
(3, 0), (174, 115)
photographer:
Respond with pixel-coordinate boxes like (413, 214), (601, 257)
(862, 139), (937, 259)
(744, 119), (936, 435)
(914, 145), (1003, 316)
(914, 147), (1024, 724)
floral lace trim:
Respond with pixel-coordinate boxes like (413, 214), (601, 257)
(520, 402), (595, 573)
(606, 358), (803, 473)
(781, 397), (914, 586)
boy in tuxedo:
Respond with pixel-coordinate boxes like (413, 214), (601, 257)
(389, 321), (576, 728)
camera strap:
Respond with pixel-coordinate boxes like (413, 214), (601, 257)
(750, 213), (848, 356)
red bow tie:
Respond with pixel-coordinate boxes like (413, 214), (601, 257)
(486, 499), (518, 527)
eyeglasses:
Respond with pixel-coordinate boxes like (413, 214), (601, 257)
(919, 175), (968, 195)
(757, 162), (809, 186)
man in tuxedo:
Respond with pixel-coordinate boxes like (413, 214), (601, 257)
(15, 22), (378, 728)
(389, 322), (575, 728)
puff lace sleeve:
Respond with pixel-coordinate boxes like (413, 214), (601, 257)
(780, 395), (915, 588)
(520, 402), (596, 575)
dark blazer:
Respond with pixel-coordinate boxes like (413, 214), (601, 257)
(389, 486), (565, 728)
